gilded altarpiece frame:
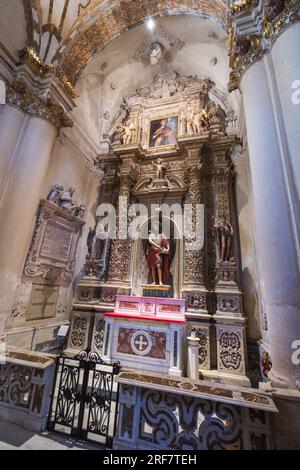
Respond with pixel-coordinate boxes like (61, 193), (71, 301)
(74, 72), (249, 386)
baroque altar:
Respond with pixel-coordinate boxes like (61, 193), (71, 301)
(68, 71), (249, 386)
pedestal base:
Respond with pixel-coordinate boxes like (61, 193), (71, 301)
(142, 284), (172, 298)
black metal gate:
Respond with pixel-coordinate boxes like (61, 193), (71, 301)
(47, 349), (121, 448)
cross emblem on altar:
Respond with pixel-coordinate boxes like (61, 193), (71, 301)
(134, 334), (148, 351)
(130, 330), (152, 356)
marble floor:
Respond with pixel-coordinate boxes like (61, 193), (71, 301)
(0, 420), (104, 450)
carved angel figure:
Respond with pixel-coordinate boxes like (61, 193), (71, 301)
(187, 107), (195, 135)
(122, 120), (136, 145)
(193, 108), (208, 133)
(187, 106), (208, 135)
(207, 102), (222, 126)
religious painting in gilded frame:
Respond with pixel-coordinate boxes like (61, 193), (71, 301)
(149, 116), (178, 148)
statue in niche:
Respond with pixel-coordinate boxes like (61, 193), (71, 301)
(150, 42), (163, 65)
(214, 216), (234, 262)
(144, 222), (174, 286)
(84, 221), (106, 278)
(47, 184), (63, 204)
(87, 221), (105, 260)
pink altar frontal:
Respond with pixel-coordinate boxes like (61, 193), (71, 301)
(104, 295), (186, 323)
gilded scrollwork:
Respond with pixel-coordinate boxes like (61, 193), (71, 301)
(6, 78), (73, 130)
(228, 0), (300, 91)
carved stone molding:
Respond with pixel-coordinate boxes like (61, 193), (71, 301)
(228, 0), (300, 91)
(6, 78), (73, 130)
(188, 323), (211, 370)
(216, 324), (248, 377)
(67, 311), (92, 352)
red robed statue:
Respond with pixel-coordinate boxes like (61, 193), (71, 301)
(145, 229), (171, 286)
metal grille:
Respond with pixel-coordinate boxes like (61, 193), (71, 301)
(47, 349), (120, 448)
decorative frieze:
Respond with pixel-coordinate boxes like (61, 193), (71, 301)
(90, 315), (105, 354)
(216, 322), (248, 379)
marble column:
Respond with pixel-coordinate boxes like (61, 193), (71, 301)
(0, 105), (28, 209)
(241, 58), (300, 390)
(271, 22), (300, 207)
(0, 109), (57, 333)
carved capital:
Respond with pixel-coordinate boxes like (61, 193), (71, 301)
(228, 0), (300, 91)
(6, 78), (73, 130)
(18, 46), (77, 100)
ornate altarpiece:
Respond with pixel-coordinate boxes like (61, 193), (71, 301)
(70, 72), (249, 386)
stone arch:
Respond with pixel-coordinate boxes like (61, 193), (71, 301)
(58, 1), (228, 85)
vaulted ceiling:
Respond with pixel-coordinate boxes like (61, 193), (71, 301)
(20, 0), (229, 85)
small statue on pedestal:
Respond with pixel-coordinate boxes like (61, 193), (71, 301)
(145, 225), (171, 286)
(214, 216), (234, 262)
(87, 222), (105, 261)
(84, 221), (106, 278)
(153, 158), (167, 180)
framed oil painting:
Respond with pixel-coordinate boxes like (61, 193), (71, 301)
(149, 116), (178, 147)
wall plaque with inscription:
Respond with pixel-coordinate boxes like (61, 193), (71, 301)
(24, 199), (85, 284)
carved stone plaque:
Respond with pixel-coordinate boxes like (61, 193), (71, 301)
(24, 199), (85, 284)
(26, 283), (59, 320)
(40, 221), (72, 262)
